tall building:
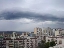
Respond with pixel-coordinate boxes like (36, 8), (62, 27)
(34, 27), (46, 42)
(26, 37), (38, 48)
(42, 27), (53, 36)
(34, 27), (42, 36)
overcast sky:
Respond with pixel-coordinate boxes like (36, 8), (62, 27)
(0, 0), (64, 32)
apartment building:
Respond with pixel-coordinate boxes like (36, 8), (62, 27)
(26, 37), (38, 48)
(60, 30), (64, 36)
(55, 30), (61, 37)
(34, 27), (53, 41)
(3, 36), (38, 48)
(34, 27), (42, 36)
(42, 27), (53, 36)
(34, 27), (53, 36)
(4, 38), (27, 48)
(46, 35), (63, 45)
(52, 28), (64, 36)
(49, 37), (64, 48)
(34, 27), (46, 42)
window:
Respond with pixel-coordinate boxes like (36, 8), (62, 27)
(55, 40), (57, 42)
(59, 40), (62, 44)
(49, 32), (50, 35)
(37, 33), (38, 35)
(37, 31), (38, 32)
(51, 39), (54, 41)
(9, 40), (13, 43)
(48, 39), (50, 42)
(60, 47), (62, 48)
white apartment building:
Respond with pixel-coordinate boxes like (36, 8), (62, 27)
(55, 29), (64, 36)
(43, 27), (53, 36)
(4, 38), (27, 48)
(34, 27), (46, 41)
(52, 28), (64, 36)
(26, 37), (38, 48)
(49, 38), (64, 48)
(42, 27), (53, 36)
(46, 36), (62, 45)
(34, 27), (42, 36)
(34, 27), (54, 36)
(55, 30), (60, 37)
(60, 30), (64, 35)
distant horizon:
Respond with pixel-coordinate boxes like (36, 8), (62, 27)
(0, 27), (63, 32)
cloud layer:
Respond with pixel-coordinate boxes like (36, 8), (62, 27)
(0, 11), (64, 22)
(0, 0), (64, 31)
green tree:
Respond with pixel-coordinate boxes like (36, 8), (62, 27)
(38, 40), (56, 48)
(44, 42), (50, 48)
(38, 40), (45, 48)
(50, 41), (56, 47)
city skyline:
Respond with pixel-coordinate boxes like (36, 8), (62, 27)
(0, 0), (64, 32)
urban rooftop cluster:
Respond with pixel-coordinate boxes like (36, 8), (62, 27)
(0, 27), (64, 48)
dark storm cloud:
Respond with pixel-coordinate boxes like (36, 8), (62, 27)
(0, 11), (64, 22)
